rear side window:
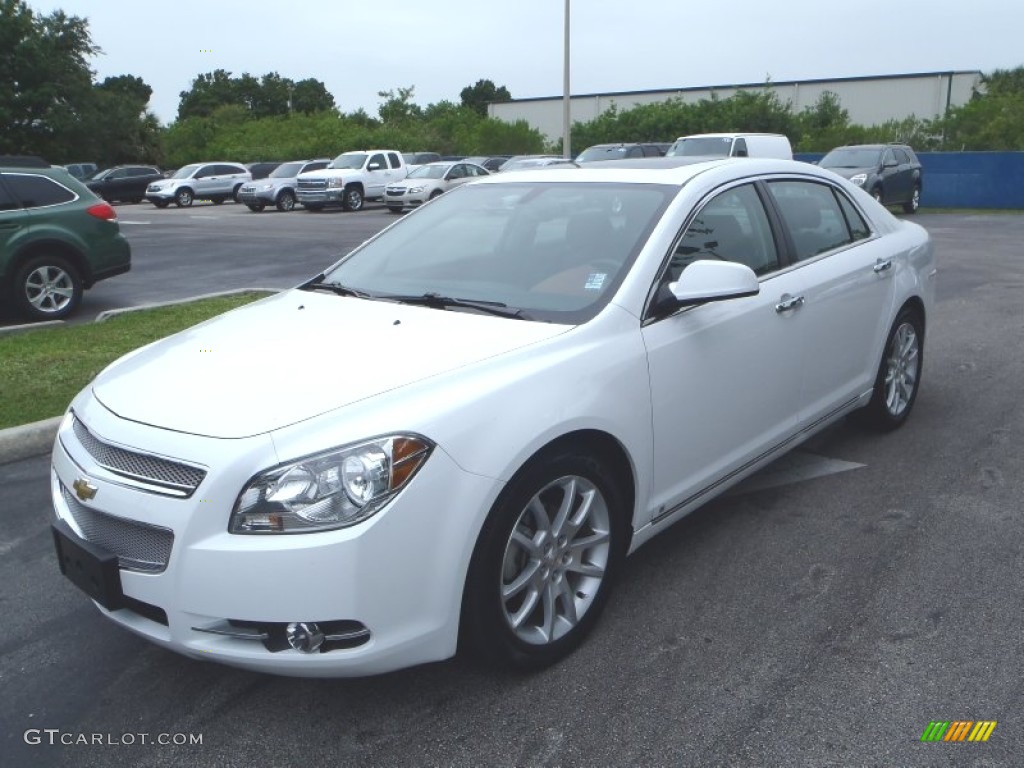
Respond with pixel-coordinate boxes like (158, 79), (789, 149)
(835, 192), (871, 241)
(5, 174), (76, 208)
(387, 153), (401, 169)
(0, 177), (20, 211)
(768, 181), (859, 261)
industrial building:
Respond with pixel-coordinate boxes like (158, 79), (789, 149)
(488, 70), (982, 143)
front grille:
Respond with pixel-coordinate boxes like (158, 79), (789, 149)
(386, 189), (404, 196)
(297, 178), (327, 191)
(61, 484), (174, 573)
(72, 416), (206, 496)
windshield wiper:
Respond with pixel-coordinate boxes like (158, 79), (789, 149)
(382, 292), (530, 320)
(301, 280), (375, 299)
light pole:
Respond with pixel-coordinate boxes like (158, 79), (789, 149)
(562, 0), (571, 159)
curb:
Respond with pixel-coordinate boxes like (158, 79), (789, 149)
(0, 287), (277, 465)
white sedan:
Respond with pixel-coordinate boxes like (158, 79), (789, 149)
(384, 160), (489, 212)
(51, 158), (935, 677)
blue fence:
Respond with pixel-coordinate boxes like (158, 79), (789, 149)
(794, 151), (1024, 210)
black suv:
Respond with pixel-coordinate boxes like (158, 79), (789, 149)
(85, 165), (164, 204)
(1, 165), (131, 320)
(819, 144), (923, 213)
(576, 143), (671, 162)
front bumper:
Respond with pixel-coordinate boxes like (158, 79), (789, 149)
(50, 400), (499, 677)
(296, 188), (344, 205)
(237, 187), (276, 205)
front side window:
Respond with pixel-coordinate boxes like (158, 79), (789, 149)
(368, 154), (386, 170)
(316, 182), (674, 324)
(666, 183), (779, 281)
(171, 164), (201, 179)
(767, 180), (857, 261)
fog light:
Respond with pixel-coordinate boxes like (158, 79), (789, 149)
(286, 622), (324, 653)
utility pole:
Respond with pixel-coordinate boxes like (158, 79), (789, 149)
(562, 0), (571, 159)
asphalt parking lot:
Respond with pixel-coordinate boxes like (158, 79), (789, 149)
(1, 207), (1022, 766)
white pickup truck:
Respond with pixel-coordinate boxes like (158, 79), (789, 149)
(295, 150), (408, 211)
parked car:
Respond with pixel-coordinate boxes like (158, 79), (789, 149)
(402, 152), (442, 170)
(296, 150), (408, 212)
(64, 162), (98, 180)
(463, 155), (513, 173)
(247, 162), (283, 181)
(384, 160), (489, 212)
(0, 155), (51, 169)
(144, 162), (251, 208)
(576, 143), (670, 162)
(50, 158), (934, 677)
(1, 164), (130, 320)
(237, 159), (331, 212)
(85, 165), (164, 204)
(819, 144), (923, 213)
(666, 133), (793, 160)
(498, 155), (569, 172)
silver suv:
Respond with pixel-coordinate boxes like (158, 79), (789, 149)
(144, 162), (251, 208)
(237, 159), (330, 212)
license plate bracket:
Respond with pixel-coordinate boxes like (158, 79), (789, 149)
(52, 519), (124, 611)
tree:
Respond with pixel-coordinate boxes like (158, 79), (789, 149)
(460, 79), (511, 117)
(0, 0), (98, 159)
(291, 78), (335, 114)
(377, 86), (422, 124)
(177, 69), (240, 120)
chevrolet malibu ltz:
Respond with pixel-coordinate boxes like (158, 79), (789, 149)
(51, 158), (935, 677)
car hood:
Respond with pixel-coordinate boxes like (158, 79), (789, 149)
(91, 290), (570, 439)
(821, 165), (873, 179)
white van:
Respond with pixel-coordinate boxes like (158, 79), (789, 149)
(666, 133), (793, 160)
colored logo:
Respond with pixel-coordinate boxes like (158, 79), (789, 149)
(72, 477), (98, 501)
(920, 721), (997, 742)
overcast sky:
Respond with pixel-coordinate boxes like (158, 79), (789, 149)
(28, 0), (1024, 125)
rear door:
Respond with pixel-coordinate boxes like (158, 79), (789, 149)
(0, 174), (32, 284)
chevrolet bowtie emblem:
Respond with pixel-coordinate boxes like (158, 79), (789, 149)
(72, 477), (98, 501)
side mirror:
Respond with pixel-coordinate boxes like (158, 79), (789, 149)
(368, 163), (382, 171)
(669, 260), (759, 306)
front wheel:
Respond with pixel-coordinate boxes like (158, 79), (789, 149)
(461, 451), (626, 670)
(342, 185), (364, 212)
(857, 308), (924, 431)
(902, 185), (921, 214)
(13, 254), (83, 321)
(871, 186), (884, 205)
(174, 188), (193, 207)
(275, 190), (296, 212)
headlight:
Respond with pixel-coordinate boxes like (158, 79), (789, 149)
(408, 186), (425, 194)
(230, 435), (433, 534)
(850, 173), (867, 186)
(326, 177), (344, 188)
(256, 183), (274, 191)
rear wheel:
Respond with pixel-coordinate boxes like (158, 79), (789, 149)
(461, 451), (626, 670)
(246, 203), (265, 212)
(275, 190), (296, 212)
(304, 204), (324, 212)
(211, 196), (225, 205)
(13, 254), (83, 321)
(152, 200), (169, 209)
(857, 308), (924, 431)
(902, 185), (921, 214)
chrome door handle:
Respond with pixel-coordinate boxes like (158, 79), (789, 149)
(775, 295), (805, 313)
(873, 258), (893, 273)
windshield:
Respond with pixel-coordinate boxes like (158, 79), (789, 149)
(666, 137), (734, 157)
(576, 146), (629, 162)
(408, 164), (448, 179)
(270, 162), (305, 178)
(90, 168), (113, 180)
(329, 153), (367, 170)
(820, 148), (883, 168)
(172, 164), (201, 179)
(318, 182), (674, 324)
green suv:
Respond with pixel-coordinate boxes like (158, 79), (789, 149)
(1, 164), (131, 321)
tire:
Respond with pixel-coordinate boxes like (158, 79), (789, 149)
(387, 206), (404, 214)
(304, 204), (324, 212)
(429, 189), (443, 200)
(857, 308), (924, 431)
(461, 450), (627, 670)
(902, 185), (921, 214)
(342, 185), (364, 212)
(275, 190), (296, 212)
(152, 200), (169, 209)
(871, 186), (884, 205)
(211, 196), (225, 205)
(131, 197), (144, 204)
(12, 254), (83, 321)
(174, 188), (193, 208)
(233, 185), (243, 203)
(246, 203), (265, 212)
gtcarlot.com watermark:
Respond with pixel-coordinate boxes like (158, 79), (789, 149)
(25, 729), (203, 746)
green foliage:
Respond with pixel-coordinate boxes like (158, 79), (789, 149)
(460, 79), (512, 117)
(177, 70), (335, 121)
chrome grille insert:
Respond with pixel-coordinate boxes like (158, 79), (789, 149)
(72, 416), (206, 496)
(61, 484), (173, 573)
